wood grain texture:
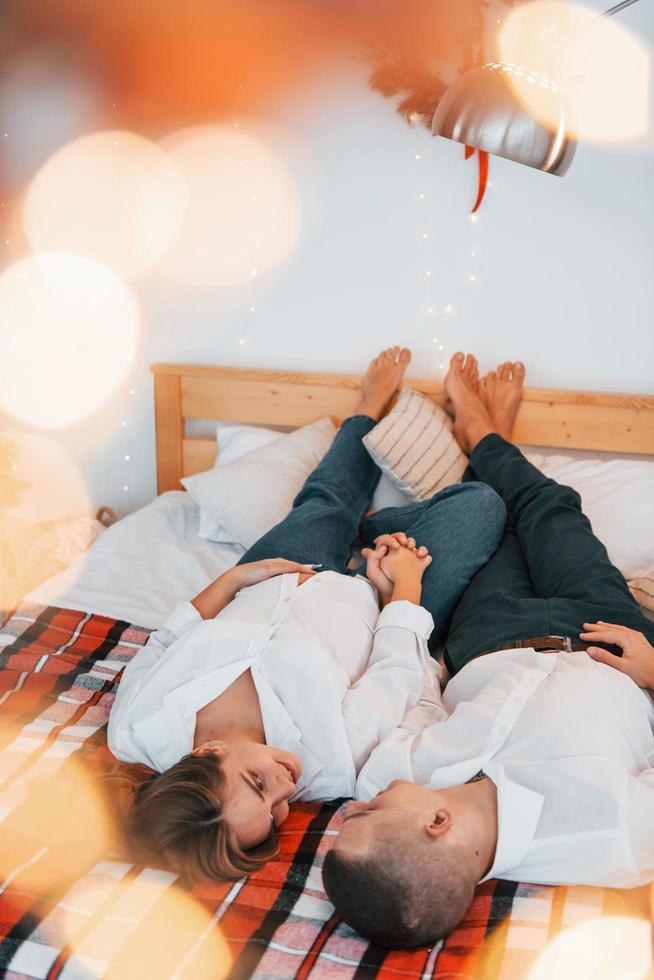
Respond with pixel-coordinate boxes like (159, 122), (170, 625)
(153, 373), (184, 492)
(151, 363), (654, 488)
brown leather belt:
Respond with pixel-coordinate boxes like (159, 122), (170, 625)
(482, 635), (589, 656)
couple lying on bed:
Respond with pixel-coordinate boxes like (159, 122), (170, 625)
(108, 346), (654, 948)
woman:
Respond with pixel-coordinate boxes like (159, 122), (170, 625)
(108, 347), (506, 881)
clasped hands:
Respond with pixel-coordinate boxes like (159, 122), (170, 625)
(362, 532), (432, 607)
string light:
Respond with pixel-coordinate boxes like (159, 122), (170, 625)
(445, 304), (454, 314)
(470, 213), (479, 224)
(468, 273), (478, 283)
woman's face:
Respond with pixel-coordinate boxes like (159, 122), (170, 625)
(196, 741), (302, 849)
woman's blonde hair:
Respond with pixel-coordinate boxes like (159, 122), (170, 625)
(105, 753), (279, 882)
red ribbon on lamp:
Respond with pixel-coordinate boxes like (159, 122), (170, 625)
(464, 145), (489, 213)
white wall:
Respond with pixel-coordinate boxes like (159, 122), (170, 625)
(2, 2), (653, 520)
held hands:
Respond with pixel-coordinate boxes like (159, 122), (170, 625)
(362, 532), (432, 607)
(580, 621), (654, 690)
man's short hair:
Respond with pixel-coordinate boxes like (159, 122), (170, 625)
(322, 817), (476, 948)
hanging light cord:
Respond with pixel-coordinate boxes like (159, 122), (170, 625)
(601, 0), (642, 17)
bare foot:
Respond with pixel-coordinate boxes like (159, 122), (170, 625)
(478, 361), (526, 439)
(444, 352), (495, 454)
(356, 346), (411, 420)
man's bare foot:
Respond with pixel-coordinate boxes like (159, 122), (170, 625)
(478, 361), (526, 440)
(356, 346), (411, 420)
(444, 352), (495, 454)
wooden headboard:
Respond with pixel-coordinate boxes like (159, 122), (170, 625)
(150, 363), (654, 493)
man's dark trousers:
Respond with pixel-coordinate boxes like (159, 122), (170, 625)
(443, 434), (654, 675)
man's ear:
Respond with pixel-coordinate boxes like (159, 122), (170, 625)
(192, 740), (226, 757)
(424, 808), (452, 839)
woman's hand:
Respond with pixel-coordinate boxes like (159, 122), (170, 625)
(193, 560), (316, 620)
(378, 537), (432, 606)
(380, 545), (432, 585)
(580, 621), (654, 689)
(227, 559), (318, 592)
(362, 533), (431, 607)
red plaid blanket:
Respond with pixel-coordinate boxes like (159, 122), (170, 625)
(0, 604), (649, 979)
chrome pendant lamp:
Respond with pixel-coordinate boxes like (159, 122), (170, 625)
(431, 0), (642, 176)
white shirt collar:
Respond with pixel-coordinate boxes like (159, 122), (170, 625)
(480, 765), (545, 882)
(251, 668), (324, 795)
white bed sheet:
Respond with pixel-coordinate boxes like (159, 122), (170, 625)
(26, 492), (245, 629)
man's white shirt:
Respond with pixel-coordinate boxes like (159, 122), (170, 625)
(108, 571), (433, 801)
(356, 647), (654, 889)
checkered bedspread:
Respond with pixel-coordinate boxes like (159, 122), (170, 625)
(0, 604), (649, 979)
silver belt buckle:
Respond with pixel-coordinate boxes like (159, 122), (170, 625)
(552, 635), (573, 652)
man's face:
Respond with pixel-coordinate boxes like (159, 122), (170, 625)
(335, 781), (436, 857)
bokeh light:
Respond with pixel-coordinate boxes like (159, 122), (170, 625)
(22, 130), (186, 278)
(0, 431), (92, 614)
(499, 1), (650, 144)
(0, 745), (113, 905)
(0, 252), (139, 429)
(155, 125), (301, 289)
(60, 874), (231, 978)
(528, 915), (652, 979)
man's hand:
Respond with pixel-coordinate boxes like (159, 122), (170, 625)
(580, 621), (654, 689)
(361, 543), (394, 605)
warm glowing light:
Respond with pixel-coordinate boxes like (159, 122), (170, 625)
(23, 131), (185, 278)
(61, 873), (231, 976)
(499, 1), (650, 143)
(156, 125), (301, 289)
(528, 916), (652, 980)
(0, 253), (139, 428)
(445, 304), (454, 313)
(0, 432), (91, 613)
(0, 744), (113, 901)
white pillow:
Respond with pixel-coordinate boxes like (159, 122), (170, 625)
(182, 418), (337, 550)
(196, 425), (284, 542)
(524, 453), (654, 580)
(198, 423), (412, 540)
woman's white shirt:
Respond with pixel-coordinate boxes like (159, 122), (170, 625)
(108, 570), (434, 801)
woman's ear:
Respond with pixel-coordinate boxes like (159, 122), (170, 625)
(424, 808), (452, 839)
(192, 740), (226, 757)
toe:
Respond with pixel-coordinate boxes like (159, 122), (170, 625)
(399, 347), (411, 365)
(512, 361), (526, 383)
(451, 352), (465, 371)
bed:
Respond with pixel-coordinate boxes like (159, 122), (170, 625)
(1, 364), (653, 979)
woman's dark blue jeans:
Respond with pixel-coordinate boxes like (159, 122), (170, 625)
(239, 416), (506, 647)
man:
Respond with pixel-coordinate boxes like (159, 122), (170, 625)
(322, 352), (654, 949)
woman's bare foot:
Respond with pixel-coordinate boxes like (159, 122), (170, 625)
(356, 346), (411, 420)
(444, 352), (495, 454)
(478, 361), (526, 439)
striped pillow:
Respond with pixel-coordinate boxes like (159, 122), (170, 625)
(628, 571), (654, 613)
(363, 387), (468, 501)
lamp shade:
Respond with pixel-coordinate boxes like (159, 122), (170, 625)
(431, 63), (576, 176)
